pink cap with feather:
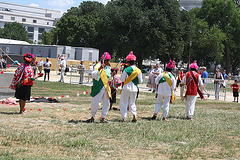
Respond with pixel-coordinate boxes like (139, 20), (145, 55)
(190, 60), (198, 70)
(166, 59), (175, 69)
(126, 51), (136, 61)
(101, 52), (111, 60)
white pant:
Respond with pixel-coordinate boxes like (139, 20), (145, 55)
(185, 95), (197, 118)
(59, 69), (65, 82)
(120, 90), (137, 119)
(91, 87), (110, 118)
(154, 94), (171, 118)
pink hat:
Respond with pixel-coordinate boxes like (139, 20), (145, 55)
(126, 51), (136, 61)
(190, 60), (198, 70)
(166, 59), (174, 69)
(101, 52), (111, 60)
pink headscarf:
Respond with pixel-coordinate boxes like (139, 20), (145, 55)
(190, 60), (198, 70)
(126, 51), (136, 61)
(101, 52), (111, 60)
(166, 59), (174, 69)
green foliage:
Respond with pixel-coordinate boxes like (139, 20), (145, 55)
(0, 22), (28, 41)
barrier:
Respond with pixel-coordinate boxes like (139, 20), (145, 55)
(69, 67), (92, 84)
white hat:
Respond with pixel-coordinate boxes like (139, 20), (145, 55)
(89, 63), (92, 65)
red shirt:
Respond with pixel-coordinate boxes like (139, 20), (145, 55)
(178, 71), (184, 81)
(231, 84), (239, 92)
(186, 71), (199, 96)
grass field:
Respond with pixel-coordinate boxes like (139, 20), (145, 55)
(0, 81), (239, 159)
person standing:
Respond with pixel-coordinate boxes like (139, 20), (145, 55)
(87, 52), (112, 123)
(0, 55), (6, 69)
(43, 57), (51, 81)
(214, 69), (224, 100)
(120, 51), (143, 122)
(88, 63), (93, 83)
(38, 59), (43, 73)
(59, 57), (66, 83)
(109, 67), (121, 110)
(181, 61), (204, 120)
(152, 59), (176, 121)
(231, 80), (239, 103)
(152, 64), (163, 93)
(9, 53), (43, 114)
(147, 65), (155, 92)
(78, 60), (85, 84)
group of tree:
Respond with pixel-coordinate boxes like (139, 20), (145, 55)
(40, 0), (239, 73)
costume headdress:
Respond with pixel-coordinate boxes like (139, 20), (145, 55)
(23, 53), (34, 63)
(189, 60), (198, 70)
(166, 59), (174, 69)
(101, 52), (111, 61)
(126, 51), (136, 61)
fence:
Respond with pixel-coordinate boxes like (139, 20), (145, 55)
(69, 67), (92, 84)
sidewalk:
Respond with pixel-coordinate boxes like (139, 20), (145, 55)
(38, 72), (236, 103)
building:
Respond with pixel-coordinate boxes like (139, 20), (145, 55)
(0, 39), (99, 62)
(179, 0), (203, 11)
(0, 1), (62, 43)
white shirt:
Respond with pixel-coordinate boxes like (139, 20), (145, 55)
(89, 66), (93, 70)
(155, 71), (176, 96)
(154, 67), (163, 75)
(60, 59), (66, 70)
(44, 61), (51, 69)
(121, 65), (143, 92)
(39, 60), (43, 67)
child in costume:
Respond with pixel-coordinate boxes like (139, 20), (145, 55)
(181, 61), (204, 120)
(9, 53), (43, 114)
(108, 67), (121, 110)
(87, 52), (112, 123)
(119, 51), (143, 122)
(151, 59), (176, 121)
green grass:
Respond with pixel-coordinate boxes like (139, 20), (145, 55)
(0, 81), (239, 159)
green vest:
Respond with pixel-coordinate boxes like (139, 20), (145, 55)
(159, 72), (173, 84)
(90, 66), (110, 97)
(124, 66), (139, 98)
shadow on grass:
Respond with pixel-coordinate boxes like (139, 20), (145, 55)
(0, 112), (19, 115)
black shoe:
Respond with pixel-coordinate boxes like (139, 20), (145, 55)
(86, 117), (94, 123)
(152, 115), (157, 120)
(100, 119), (109, 123)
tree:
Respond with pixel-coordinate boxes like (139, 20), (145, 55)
(104, 0), (184, 68)
(0, 22), (28, 41)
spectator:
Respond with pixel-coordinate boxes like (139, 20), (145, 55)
(59, 57), (66, 83)
(78, 60), (85, 84)
(0, 55), (6, 69)
(221, 70), (231, 89)
(43, 57), (51, 81)
(214, 69), (224, 100)
(38, 59), (43, 73)
(147, 65), (155, 91)
(231, 80), (239, 103)
(31, 58), (38, 76)
(152, 64), (163, 93)
(88, 63), (93, 83)
(176, 68), (184, 88)
(109, 67), (121, 110)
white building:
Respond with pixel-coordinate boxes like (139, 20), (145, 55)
(0, 1), (62, 43)
(179, 0), (203, 11)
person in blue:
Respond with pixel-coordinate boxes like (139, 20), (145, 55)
(221, 70), (231, 89)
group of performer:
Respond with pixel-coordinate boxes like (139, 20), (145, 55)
(87, 51), (204, 123)
(8, 51), (204, 121)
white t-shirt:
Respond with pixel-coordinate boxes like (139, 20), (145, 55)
(44, 61), (51, 69)
(89, 66), (93, 70)
(60, 60), (66, 70)
(39, 60), (44, 67)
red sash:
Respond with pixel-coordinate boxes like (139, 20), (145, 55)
(190, 71), (204, 99)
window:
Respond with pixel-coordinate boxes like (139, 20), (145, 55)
(45, 13), (52, 18)
(22, 18), (26, 22)
(11, 17), (15, 21)
(47, 22), (49, 25)
(33, 20), (37, 23)
(28, 27), (34, 32)
(0, 15), (3, 19)
(38, 34), (42, 40)
(38, 28), (45, 33)
(28, 33), (34, 40)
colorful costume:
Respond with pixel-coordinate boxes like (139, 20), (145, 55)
(182, 61), (203, 119)
(90, 52), (111, 120)
(119, 51), (143, 120)
(109, 71), (121, 104)
(153, 59), (176, 120)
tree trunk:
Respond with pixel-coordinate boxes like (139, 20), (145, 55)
(226, 45), (231, 74)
